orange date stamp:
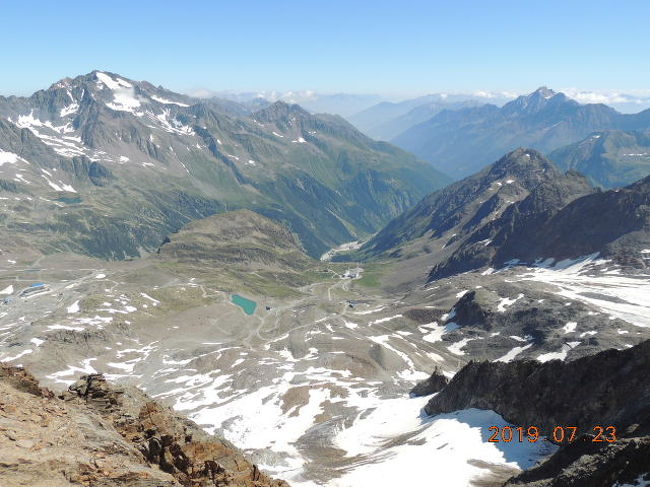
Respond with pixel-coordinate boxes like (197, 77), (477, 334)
(487, 425), (617, 443)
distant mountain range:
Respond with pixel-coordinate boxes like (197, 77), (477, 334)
(200, 88), (650, 120)
(357, 148), (650, 280)
(0, 71), (448, 260)
(377, 101), (482, 141)
(207, 91), (384, 118)
(347, 95), (489, 141)
(392, 87), (650, 179)
(206, 90), (650, 181)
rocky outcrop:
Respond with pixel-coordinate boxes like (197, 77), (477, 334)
(0, 365), (290, 487)
(66, 373), (289, 487)
(435, 285), (640, 362)
(450, 289), (496, 331)
(424, 341), (650, 486)
(0, 364), (55, 398)
(505, 436), (650, 487)
(425, 340), (650, 431)
(409, 367), (448, 396)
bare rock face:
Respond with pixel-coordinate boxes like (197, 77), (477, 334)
(65, 373), (290, 487)
(424, 341), (650, 431)
(409, 367), (449, 397)
(439, 284), (642, 362)
(423, 341), (650, 486)
(0, 366), (290, 487)
(505, 435), (650, 487)
(0, 363), (55, 398)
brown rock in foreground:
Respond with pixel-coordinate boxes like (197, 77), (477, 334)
(0, 365), (289, 487)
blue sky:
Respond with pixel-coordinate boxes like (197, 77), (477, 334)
(3, 0), (649, 97)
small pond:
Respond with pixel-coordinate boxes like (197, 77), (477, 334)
(57, 196), (83, 204)
(231, 294), (257, 315)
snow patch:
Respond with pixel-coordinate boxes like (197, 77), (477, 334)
(97, 72), (143, 114)
(0, 285), (13, 295)
(0, 349), (33, 362)
(579, 330), (598, 338)
(522, 254), (650, 328)
(60, 103), (79, 117)
(140, 293), (160, 305)
(537, 342), (581, 362)
(334, 405), (556, 487)
(495, 343), (533, 362)
(67, 300), (80, 314)
(369, 314), (402, 325)
(46, 358), (97, 386)
(614, 475), (650, 487)
(422, 322), (459, 343)
(447, 337), (474, 355)
(0, 150), (22, 166)
(151, 95), (190, 107)
(562, 321), (577, 334)
(497, 293), (524, 312)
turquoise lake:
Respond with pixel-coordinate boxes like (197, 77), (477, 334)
(231, 294), (257, 315)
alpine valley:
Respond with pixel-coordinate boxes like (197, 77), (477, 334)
(1, 72), (649, 487)
(0, 71), (447, 260)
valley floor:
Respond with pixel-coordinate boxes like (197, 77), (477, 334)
(1, 253), (649, 486)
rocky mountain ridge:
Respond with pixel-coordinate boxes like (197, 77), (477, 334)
(0, 364), (290, 487)
(354, 148), (650, 285)
(424, 340), (650, 486)
(427, 168), (596, 279)
(357, 148), (567, 261)
(0, 70), (448, 260)
(430, 172), (650, 279)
